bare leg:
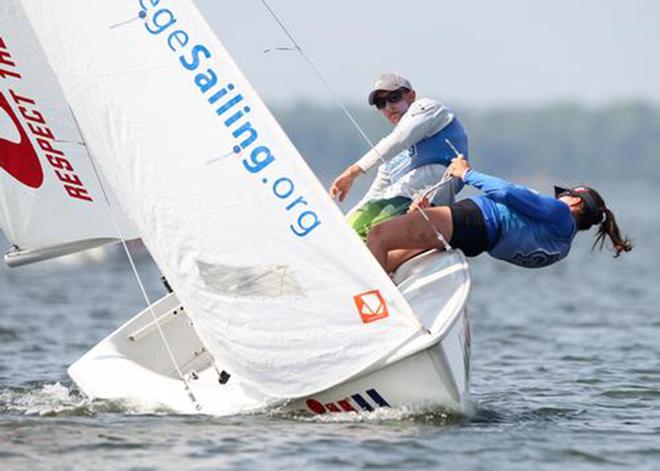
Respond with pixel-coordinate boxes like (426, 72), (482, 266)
(367, 207), (454, 271)
(384, 248), (427, 273)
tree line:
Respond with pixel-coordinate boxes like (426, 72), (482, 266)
(272, 101), (660, 185)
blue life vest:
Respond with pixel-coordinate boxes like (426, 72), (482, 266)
(385, 117), (469, 182)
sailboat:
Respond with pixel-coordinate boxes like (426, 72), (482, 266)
(0, 0), (471, 415)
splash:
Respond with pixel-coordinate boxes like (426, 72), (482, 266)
(1, 383), (90, 416)
(272, 404), (466, 426)
(0, 383), (172, 417)
(0, 383), (475, 422)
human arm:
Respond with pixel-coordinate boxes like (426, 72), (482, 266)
(346, 164), (392, 216)
(355, 99), (454, 173)
(329, 164), (364, 202)
(407, 195), (431, 213)
(460, 166), (570, 225)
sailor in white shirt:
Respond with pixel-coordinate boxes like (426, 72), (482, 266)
(329, 73), (469, 238)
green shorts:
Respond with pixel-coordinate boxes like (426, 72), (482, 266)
(348, 196), (412, 239)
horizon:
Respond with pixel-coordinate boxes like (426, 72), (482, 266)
(270, 97), (657, 111)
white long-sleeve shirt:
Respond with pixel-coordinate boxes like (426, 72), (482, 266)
(349, 98), (465, 214)
(355, 98), (454, 172)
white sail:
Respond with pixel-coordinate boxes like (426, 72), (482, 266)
(0, 2), (137, 266)
(20, 0), (425, 400)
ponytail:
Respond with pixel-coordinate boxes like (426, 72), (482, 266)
(592, 207), (633, 257)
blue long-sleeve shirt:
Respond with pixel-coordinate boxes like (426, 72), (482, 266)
(464, 170), (576, 268)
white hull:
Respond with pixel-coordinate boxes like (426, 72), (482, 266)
(69, 250), (471, 416)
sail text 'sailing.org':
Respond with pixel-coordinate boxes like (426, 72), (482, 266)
(139, 1), (321, 238)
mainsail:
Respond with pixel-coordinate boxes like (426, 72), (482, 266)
(17, 0), (425, 400)
(0, 3), (138, 266)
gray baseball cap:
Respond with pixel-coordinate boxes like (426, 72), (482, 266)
(367, 73), (413, 105)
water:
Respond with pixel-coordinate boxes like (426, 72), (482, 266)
(1, 182), (659, 470)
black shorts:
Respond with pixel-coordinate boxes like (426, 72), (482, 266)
(448, 199), (489, 257)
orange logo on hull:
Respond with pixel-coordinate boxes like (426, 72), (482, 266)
(353, 290), (389, 324)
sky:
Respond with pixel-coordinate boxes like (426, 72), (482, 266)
(197, 0), (659, 108)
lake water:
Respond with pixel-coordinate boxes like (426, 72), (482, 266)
(1, 181), (658, 470)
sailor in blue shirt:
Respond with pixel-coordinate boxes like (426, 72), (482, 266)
(366, 156), (632, 272)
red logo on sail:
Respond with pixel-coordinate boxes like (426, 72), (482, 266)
(353, 290), (389, 324)
(0, 91), (43, 188)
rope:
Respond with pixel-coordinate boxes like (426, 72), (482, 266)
(259, 0), (453, 250)
(69, 108), (202, 411)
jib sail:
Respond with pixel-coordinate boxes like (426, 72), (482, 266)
(0, 2), (137, 267)
(18, 0), (424, 400)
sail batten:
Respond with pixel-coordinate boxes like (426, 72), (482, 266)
(16, 0), (422, 400)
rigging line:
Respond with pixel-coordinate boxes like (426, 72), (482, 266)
(259, 0), (452, 250)
(260, 0), (373, 149)
(68, 107), (202, 411)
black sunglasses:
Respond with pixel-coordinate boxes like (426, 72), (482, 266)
(373, 88), (408, 109)
(557, 190), (578, 199)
